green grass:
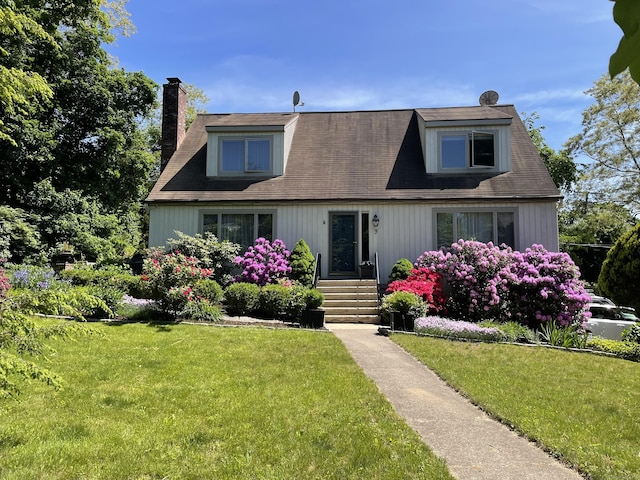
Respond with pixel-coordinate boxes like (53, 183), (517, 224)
(0, 322), (452, 480)
(393, 334), (640, 480)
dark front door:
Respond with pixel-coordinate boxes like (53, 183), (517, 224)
(330, 212), (357, 276)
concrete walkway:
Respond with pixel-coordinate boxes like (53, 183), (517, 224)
(327, 323), (583, 480)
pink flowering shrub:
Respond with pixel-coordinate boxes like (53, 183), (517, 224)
(416, 240), (590, 328)
(417, 240), (513, 322)
(386, 267), (445, 312)
(0, 269), (10, 298)
(234, 238), (291, 286)
(142, 249), (213, 316)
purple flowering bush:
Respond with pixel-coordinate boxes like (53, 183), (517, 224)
(235, 238), (291, 286)
(416, 240), (591, 329)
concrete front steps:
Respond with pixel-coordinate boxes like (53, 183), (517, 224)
(316, 279), (380, 324)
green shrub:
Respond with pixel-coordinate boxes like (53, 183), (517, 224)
(192, 278), (223, 304)
(598, 222), (640, 312)
(167, 231), (240, 286)
(180, 300), (223, 323)
(303, 288), (325, 309)
(289, 239), (316, 287)
(587, 338), (640, 362)
(14, 287), (112, 320)
(224, 282), (260, 316)
(57, 265), (146, 298)
(380, 291), (427, 323)
(388, 258), (414, 283)
(257, 284), (291, 319)
(85, 284), (125, 318)
(284, 284), (308, 322)
(622, 324), (640, 343)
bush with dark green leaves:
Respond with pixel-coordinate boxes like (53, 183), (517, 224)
(57, 264), (146, 298)
(388, 258), (414, 283)
(224, 282), (260, 316)
(167, 231), (240, 286)
(598, 222), (640, 312)
(622, 324), (640, 344)
(289, 239), (316, 287)
(257, 284), (291, 319)
(192, 278), (223, 304)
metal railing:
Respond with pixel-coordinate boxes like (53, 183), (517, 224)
(312, 252), (322, 288)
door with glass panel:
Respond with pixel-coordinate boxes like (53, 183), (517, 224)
(329, 212), (357, 276)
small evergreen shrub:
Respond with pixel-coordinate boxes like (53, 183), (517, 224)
(380, 291), (427, 322)
(192, 279), (223, 304)
(388, 258), (414, 283)
(257, 284), (291, 319)
(289, 239), (315, 287)
(303, 288), (325, 309)
(284, 284), (308, 322)
(224, 282), (260, 316)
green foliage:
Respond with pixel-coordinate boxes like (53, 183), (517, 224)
(598, 222), (640, 312)
(257, 284), (291, 319)
(566, 71), (640, 212)
(0, 206), (42, 263)
(224, 282), (260, 316)
(180, 299), (223, 323)
(587, 337), (640, 362)
(288, 239), (315, 287)
(13, 287), (112, 321)
(303, 288), (325, 309)
(380, 291), (427, 320)
(609, 0), (640, 84)
(167, 231), (240, 286)
(388, 258), (414, 283)
(621, 324), (640, 344)
(538, 321), (588, 349)
(523, 112), (576, 191)
(57, 264), (146, 298)
(191, 278), (223, 305)
(142, 250), (213, 316)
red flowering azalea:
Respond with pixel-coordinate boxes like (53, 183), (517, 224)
(387, 267), (445, 312)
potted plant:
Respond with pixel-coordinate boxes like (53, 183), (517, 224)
(380, 291), (426, 331)
(300, 288), (325, 328)
(359, 260), (375, 279)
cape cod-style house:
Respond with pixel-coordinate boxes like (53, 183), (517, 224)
(147, 78), (561, 291)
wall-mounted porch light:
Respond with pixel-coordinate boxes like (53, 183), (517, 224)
(372, 214), (380, 233)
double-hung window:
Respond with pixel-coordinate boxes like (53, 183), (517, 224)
(440, 131), (496, 169)
(436, 210), (515, 248)
(220, 137), (271, 174)
(202, 212), (273, 250)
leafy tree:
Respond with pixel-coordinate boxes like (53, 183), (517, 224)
(0, 206), (42, 263)
(0, 1), (157, 211)
(522, 112), (576, 191)
(566, 71), (640, 212)
(598, 222), (640, 312)
(610, 0), (640, 85)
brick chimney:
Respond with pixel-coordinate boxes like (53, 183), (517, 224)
(160, 77), (187, 172)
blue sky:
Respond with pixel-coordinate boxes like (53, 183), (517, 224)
(108, 0), (621, 152)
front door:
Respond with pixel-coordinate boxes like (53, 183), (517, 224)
(329, 212), (357, 276)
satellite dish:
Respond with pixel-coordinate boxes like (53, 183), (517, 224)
(479, 90), (499, 106)
(293, 91), (300, 111)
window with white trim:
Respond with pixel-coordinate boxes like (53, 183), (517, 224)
(202, 212), (273, 249)
(436, 210), (515, 248)
(220, 137), (272, 174)
(440, 131), (496, 169)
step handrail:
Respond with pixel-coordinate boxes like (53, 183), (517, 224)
(312, 252), (321, 288)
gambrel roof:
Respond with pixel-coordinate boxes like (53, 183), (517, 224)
(146, 105), (560, 203)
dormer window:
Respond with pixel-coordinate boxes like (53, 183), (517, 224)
(220, 137), (272, 174)
(440, 131), (496, 170)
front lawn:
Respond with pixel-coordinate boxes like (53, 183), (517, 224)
(393, 334), (640, 480)
(0, 321), (452, 480)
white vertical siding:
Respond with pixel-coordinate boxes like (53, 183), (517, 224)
(148, 199), (559, 281)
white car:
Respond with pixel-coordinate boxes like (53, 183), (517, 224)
(586, 303), (638, 340)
